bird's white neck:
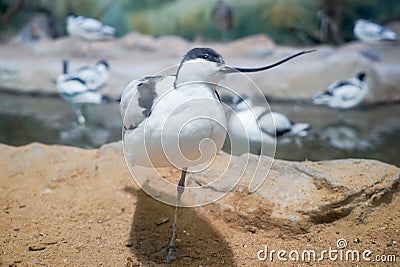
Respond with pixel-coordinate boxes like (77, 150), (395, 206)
(174, 60), (224, 89)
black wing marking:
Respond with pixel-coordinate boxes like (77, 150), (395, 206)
(137, 77), (160, 117)
(122, 76), (165, 131)
(274, 128), (291, 137)
(258, 110), (291, 137)
(329, 81), (354, 93)
(67, 76), (86, 85)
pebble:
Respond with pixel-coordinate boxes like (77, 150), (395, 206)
(126, 256), (141, 267)
(246, 226), (257, 233)
(156, 217), (169, 226)
(125, 240), (134, 247)
(28, 244), (46, 251)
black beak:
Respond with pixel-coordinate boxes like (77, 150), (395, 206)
(220, 49), (316, 74)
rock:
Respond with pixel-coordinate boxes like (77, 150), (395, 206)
(28, 244), (46, 251)
(155, 217), (169, 226)
(0, 142), (398, 234)
(126, 256), (141, 267)
(120, 32), (190, 56)
(120, 31), (158, 51)
(154, 35), (191, 56)
(189, 153), (399, 232)
(212, 34), (275, 57)
(1, 32), (399, 104)
(219, 43), (400, 103)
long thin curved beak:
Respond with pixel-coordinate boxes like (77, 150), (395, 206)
(219, 65), (237, 74)
(220, 49), (316, 74)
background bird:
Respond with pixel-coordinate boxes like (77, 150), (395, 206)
(353, 19), (397, 42)
(228, 95), (310, 154)
(61, 60), (110, 90)
(120, 47), (314, 263)
(66, 14), (116, 41)
(312, 72), (368, 109)
(57, 60), (112, 125)
(66, 14), (116, 57)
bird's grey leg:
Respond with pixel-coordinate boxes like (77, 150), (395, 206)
(338, 110), (346, 122)
(75, 106), (86, 125)
(160, 167), (188, 263)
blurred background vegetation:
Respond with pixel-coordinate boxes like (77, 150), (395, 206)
(0, 0), (399, 45)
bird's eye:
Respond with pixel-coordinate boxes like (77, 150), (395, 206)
(201, 54), (209, 59)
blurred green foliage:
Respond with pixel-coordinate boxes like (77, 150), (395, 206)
(1, 0), (399, 44)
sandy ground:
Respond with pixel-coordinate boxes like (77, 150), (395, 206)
(0, 143), (399, 266)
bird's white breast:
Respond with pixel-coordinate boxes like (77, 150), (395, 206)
(124, 82), (226, 169)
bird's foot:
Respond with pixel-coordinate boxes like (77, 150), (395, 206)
(158, 243), (187, 263)
(77, 116), (86, 125)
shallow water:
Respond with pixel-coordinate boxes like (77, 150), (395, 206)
(232, 101), (400, 167)
(0, 92), (121, 148)
(0, 92), (399, 166)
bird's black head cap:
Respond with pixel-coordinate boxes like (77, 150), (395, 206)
(357, 72), (366, 81)
(67, 12), (77, 18)
(97, 60), (110, 69)
(182, 47), (225, 65)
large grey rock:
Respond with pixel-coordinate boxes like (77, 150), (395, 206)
(1, 142), (398, 233)
(187, 152), (400, 232)
(1, 33), (399, 104)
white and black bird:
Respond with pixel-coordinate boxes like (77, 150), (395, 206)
(62, 60), (110, 90)
(312, 72), (368, 109)
(66, 14), (116, 41)
(354, 19), (397, 42)
(120, 47), (314, 263)
(228, 96), (310, 154)
(57, 60), (112, 124)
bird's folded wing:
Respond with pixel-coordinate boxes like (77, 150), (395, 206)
(57, 77), (90, 95)
(79, 18), (106, 33)
(364, 22), (384, 36)
(256, 110), (276, 136)
(327, 80), (352, 94)
(120, 75), (174, 131)
(339, 85), (360, 101)
(69, 67), (105, 91)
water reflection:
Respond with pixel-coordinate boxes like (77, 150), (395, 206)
(224, 100), (400, 166)
(59, 126), (111, 147)
(0, 92), (399, 166)
(0, 93), (121, 148)
(316, 124), (374, 151)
